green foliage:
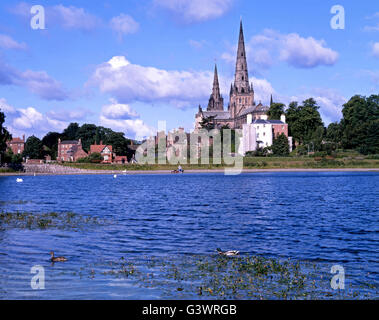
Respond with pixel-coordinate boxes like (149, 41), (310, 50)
(41, 132), (61, 160)
(272, 133), (289, 156)
(286, 99), (324, 146)
(325, 122), (342, 144)
(23, 135), (43, 159)
(199, 116), (216, 131)
(267, 103), (285, 120)
(0, 110), (11, 164)
(62, 122), (79, 140)
(340, 95), (378, 155)
(11, 153), (23, 164)
(77, 152), (103, 163)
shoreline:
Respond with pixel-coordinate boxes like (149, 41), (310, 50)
(1, 167), (379, 176)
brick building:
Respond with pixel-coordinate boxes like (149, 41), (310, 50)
(7, 135), (25, 155)
(57, 138), (88, 162)
(89, 141), (113, 163)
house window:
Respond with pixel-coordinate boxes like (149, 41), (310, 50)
(263, 132), (266, 136)
(104, 155), (109, 161)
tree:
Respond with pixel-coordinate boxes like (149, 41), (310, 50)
(24, 136), (43, 159)
(199, 116), (216, 131)
(326, 122), (342, 144)
(62, 123), (79, 140)
(340, 95), (379, 154)
(285, 98), (324, 146)
(267, 103), (285, 120)
(271, 133), (289, 156)
(0, 110), (11, 164)
(42, 132), (61, 159)
(77, 124), (97, 152)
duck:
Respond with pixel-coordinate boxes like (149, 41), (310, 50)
(16, 178), (23, 183)
(216, 248), (240, 257)
(50, 251), (67, 262)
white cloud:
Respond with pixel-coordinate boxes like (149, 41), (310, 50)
(47, 109), (89, 122)
(153, 0), (234, 23)
(0, 98), (16, 113)
(100, 99), (154, 139)
(0, 34), (27, 50)
(101, 99), (139, 120)
(5, 105), (68, 137)
(223, 29), (339, 69)
(364, 12), (379, 32)
(110, 14), (139, 39)
(188, 39), (208, 49)
(372, 42), (379, 58)
(0, 60), (68, 101)
(279, 33), (338, 68)
(88, 56), (215, 108)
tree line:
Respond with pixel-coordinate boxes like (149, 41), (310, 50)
(0, 119), (137, 164)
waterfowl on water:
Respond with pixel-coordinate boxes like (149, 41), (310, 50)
(50, 251), (67, 262)
(216, 248), (240, 257)
(16, 178), (23, 183)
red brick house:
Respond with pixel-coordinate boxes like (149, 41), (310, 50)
(57, 138), (88, 162)
(7, 135), (25, 155)
(272, 115), (289, 138)
(89, 141), (113, 163)
(114, 156), (128, 164)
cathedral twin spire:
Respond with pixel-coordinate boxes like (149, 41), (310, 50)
(207, 20), (254, 113)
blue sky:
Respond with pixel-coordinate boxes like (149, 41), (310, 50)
(0, 0), (378, 140)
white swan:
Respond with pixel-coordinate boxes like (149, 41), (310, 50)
(16, 178), (23, 183)
(113, 174), (117, 178)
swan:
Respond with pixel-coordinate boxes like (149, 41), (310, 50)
(16, 178), (23, 183)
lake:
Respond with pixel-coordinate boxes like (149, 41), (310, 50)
(0, 172), (378, 299)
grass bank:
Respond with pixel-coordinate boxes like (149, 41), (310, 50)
(61, 156), (379, 171)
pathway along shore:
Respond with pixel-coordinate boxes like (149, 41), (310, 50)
(0, 164), (378, 176)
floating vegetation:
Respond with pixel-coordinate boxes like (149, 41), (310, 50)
(0, 211), (107, 230)
(86, 255), (378, 300)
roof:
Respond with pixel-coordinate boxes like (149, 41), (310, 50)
(239, 104), (269, 116)
(8, 137), (24, 143)
(253, 119), (286, 124)
(202, 111), (231, 120)
(60, 140), (79, 145)
(90, 144), (113, 154)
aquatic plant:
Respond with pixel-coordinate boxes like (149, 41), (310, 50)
(0, 211), (107, 230)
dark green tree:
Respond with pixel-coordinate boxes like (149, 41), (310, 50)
(24, 136), (43, 159)
(340, 95), (379, 154)
(325, 122), (342, 144)
(271, 133), (289, 156)
(0, 110), (11, 164)
(62, 122), (79, 140)
(77, 124), (97, 152)
(199, 116), (216, 131)
(267, 103), (285, 120)
(41, 132), (61, 159)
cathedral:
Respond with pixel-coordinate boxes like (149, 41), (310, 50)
(195, 21), (269, 130)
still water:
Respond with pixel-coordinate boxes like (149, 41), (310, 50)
(0, 172), (378, 299)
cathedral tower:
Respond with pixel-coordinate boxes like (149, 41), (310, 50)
(229, 20), (255, 118)
(207, 64), (224, 111)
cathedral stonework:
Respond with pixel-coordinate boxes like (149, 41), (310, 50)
(195, 21), (269, 130)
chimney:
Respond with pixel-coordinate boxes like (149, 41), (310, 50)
(100, 140), (103, 145)
(22, 134), (25, 142)
(247, 114), (252, 124)
(280, 114), (286, 123)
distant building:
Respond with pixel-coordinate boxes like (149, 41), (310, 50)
(89, 141), (113, 163)
(7, 135), (25, 155)
(57, 138), (88, 162)
(114, 156), (128, 164)
(195, 21), (269, 131)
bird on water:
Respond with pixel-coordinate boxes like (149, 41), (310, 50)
(216, 248), (240, 256)
(50, 251), (67, 262)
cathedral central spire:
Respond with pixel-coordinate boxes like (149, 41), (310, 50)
(234, 20), (250, 93)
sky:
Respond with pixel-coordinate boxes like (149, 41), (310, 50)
(0, 0), (378, 140)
